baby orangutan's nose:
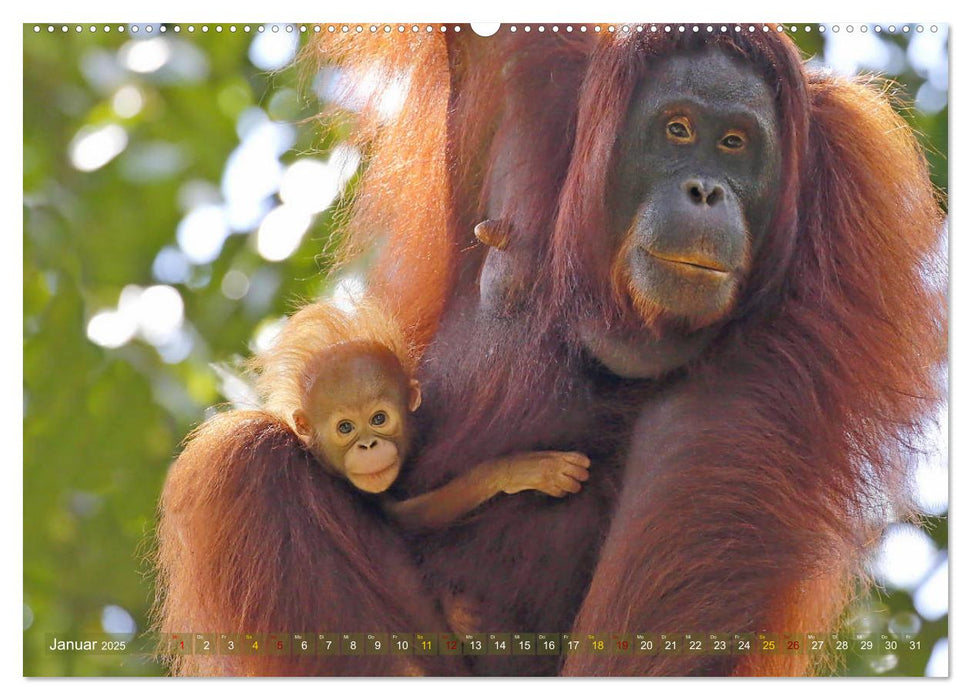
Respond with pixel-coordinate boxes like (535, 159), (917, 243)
(357, 438), (378, 450)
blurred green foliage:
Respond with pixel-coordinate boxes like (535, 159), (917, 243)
(24, 25), (341, 675)
(23, 24), (947, 677)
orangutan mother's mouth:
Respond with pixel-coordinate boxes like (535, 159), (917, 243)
(646, 250), (731, 276)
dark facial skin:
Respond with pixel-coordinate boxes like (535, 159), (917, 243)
(293, 343), (421, 494)
(583, 47), (781, 378)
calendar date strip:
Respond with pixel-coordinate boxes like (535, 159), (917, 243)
(45, 632), (927, 657)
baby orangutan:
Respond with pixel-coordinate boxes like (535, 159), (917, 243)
(252, 299), (591, 530)
(156, 298), (589, 674)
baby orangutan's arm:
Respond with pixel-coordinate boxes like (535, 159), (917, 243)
(384, 451), (591, 531)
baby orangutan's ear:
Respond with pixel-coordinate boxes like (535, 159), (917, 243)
(292, 409), (312, 439)
(408, 379), (422, 413)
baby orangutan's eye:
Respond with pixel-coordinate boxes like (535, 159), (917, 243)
(370, 411), (387, 427)
(337, 420), (354, 435)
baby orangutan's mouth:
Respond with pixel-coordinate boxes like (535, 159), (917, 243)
(349, 462), (400, 493)
(351, 457), (400, 476)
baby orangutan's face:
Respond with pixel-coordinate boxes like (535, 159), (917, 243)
(293, 343), (421, 494)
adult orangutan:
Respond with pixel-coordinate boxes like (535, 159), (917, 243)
(546, 32), (946, 675)
(155, 26), (945, 677)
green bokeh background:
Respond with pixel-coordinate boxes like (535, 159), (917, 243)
(22, 23), (948, 677)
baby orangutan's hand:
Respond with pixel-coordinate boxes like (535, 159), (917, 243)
(499, 451), (591, 498)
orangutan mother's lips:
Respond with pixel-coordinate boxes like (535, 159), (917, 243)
(646, 250), (731, 275)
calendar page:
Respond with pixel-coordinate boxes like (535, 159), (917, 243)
(22, 20), (948, 679)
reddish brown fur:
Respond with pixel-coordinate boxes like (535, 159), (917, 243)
(156, 27), (945, 676)
(555, 36), (945, 674)
(301, 34), (454, 348)
(154, 303), (457, 675)
(155, 413), (452, 675)
(307, 30), (593, 349)
(325, 28), (943, 676)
